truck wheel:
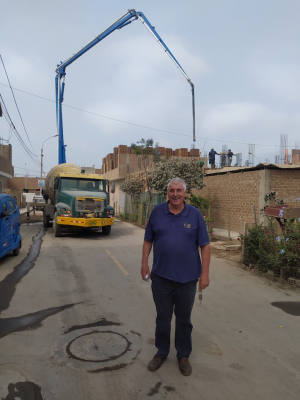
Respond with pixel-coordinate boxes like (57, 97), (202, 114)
(102, 225), (111, 236)
(13, 242), (21, 256)
(53, 214), (62, 237)
(43, 213), (51, 228)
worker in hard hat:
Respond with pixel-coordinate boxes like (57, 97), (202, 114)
(208, 148), (220, 169)
(227, 149), (236, 166)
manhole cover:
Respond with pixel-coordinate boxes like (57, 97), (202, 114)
(67, 331), (130, 362)
(53, 326), (142, 372)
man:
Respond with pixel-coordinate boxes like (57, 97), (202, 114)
(208, 148), (219, 169)
(141, 177), (210, 376)
(227, 149), (235, 166)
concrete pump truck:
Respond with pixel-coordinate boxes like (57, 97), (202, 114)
(43, 9), (195, 237)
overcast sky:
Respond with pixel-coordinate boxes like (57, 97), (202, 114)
(1, 0), (299, 177)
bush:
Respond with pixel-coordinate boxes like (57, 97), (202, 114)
(241, 219), (300, 279)
(188, 194), (210, 215)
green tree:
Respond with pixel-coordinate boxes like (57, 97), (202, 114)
(130, 138), (161, 215)
(150, 157), (204, 196)
(120, 179), (145, 198)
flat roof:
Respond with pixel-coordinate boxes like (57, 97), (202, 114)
(205, 163), (300, 176)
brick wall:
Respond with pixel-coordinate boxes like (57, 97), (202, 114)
(8, 177), (40, 193)
(194, 170), (261, 233)
(292, 149), (300, 164)
(101, 144), (203, 174)
(193, 168), (300, 233)
(0, 144), (12, 163)
(269, 170), (300, 204)
(0, 152), (14, 177)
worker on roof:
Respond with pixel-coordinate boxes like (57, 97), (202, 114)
(227, 149), (236, 166)
(208, 148), (220, 169)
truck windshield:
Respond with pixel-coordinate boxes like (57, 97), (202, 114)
(61, 179), (105, 192)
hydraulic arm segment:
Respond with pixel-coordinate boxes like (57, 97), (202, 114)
(55, 9), (195, 164)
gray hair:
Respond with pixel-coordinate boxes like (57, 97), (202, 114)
(167, 177), (186, 192)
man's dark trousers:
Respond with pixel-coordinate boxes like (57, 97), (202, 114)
(151, 272), (197, 359)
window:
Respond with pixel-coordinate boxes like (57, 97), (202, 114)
(9, 200), (16, 212)
(61, 179), (105, 192)
(2, 202), (7, 214)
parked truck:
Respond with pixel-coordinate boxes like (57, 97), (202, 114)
(42, 163), (114, 237)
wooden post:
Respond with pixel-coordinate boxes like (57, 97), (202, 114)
(242, 222), (247, 262)
(129, 201), (132, 222)
(138, 204), (143, 226)
(280, 266), (284, 280)
(253, 205), (257, 225)
(228, 208), (231, 240)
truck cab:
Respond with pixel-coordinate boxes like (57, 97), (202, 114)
(43, 165), (114, 237)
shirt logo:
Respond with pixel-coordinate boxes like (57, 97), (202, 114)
(184, 223), (191, 229)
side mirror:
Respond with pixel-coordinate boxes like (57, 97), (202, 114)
(1, 210), (11, 218)
(111, 182), (115, 194)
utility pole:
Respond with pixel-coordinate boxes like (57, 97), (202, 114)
(41, 148), (43, 179)
(41, 135), (58, 179)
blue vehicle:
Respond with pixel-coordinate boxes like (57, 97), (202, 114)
(0, 194), (22, 258)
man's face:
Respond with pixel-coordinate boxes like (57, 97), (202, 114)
(167, 182), (186, 207)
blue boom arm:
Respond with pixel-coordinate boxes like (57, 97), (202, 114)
(55, 9), (195, 164)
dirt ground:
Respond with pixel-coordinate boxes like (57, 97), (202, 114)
(20, 211), (43, 225)
(210, 238), (242, 264)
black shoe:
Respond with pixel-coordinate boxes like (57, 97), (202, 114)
(148, 355), (166, 372)
(178, 357), (192, 376)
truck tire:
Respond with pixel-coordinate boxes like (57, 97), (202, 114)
(53, 213), (62, 237)
(102, 225), (111, 236)
(13, 242), (21, 256)
(43, 213), (51, 228)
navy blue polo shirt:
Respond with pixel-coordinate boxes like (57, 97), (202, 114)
(145, 202), (210, 283)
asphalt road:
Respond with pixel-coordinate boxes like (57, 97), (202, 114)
(0, 220), (299, 400)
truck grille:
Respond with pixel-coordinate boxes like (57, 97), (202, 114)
(75, 198), (104, 213)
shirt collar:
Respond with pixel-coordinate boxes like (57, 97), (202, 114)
(165, 201), (189, 216)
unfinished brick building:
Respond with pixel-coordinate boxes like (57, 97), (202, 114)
(193, 164), (300, 233)
(100, 144), (204, 213)
(0, 144), (14, 193)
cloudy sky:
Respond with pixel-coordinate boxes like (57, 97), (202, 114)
(1, 0), (299, 177)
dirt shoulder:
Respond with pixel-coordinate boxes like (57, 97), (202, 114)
(210, 238), (242, 264)
(21, 211), (43, 225)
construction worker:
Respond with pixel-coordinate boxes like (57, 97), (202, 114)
(227, 149), (236, 166)
(208, 148), (220, 169)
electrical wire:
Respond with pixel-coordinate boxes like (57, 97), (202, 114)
(0, 93), (40, 165)
(0, 81), (296, 149)
(0, 55), (39, 163)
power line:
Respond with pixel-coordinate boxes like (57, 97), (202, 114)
(0, 93), (40, 164)
(0, 55), (39, 163)
(0, 81), (296, 149)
